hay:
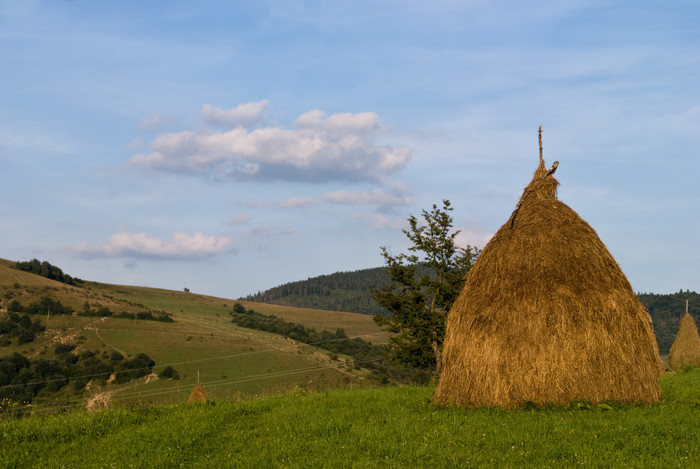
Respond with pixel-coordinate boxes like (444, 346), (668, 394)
(187, 384), (209, 403)
(668, 312), (700, 370)
(434, 149), (663, 408)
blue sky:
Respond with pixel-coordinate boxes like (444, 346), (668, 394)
(2, 1), (698, 299)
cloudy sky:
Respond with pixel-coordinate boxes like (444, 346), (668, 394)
(2, 1), (699, 299)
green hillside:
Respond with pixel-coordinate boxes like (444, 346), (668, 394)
(0, 259), (388, 413)
(2, 370), (700, 467)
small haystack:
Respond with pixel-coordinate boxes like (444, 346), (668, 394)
(434, 128), (663, 408)
(668, 304), (700, 370)
(187, 384), (209, 403)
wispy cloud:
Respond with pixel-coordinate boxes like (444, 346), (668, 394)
(73, 232), (232, 260)
(241, 223), (297, 250)
(455, 228), (493, 250)
(129, 101), (412, 183)
(249, 197), (318, 209)
(0, 128), (76, 156)
(227, 214), (253, 224)
(323, 184), (414, 211)
(200, 100), (269, 128)
(353, 213), (406, 230)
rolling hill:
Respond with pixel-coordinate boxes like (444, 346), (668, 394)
(0, 258), (389, 413)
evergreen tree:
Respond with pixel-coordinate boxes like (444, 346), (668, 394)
(370, 200), (479, 373)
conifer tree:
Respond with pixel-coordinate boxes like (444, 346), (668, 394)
(371, 200), (479, 373)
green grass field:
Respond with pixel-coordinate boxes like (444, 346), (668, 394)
(2, 369), (699, 468)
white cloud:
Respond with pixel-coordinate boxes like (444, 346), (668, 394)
(73, 232), (232, 260)
(323, 185), (413, 211)
(455, 228), (493, 250)
(140, 112), (165, 131)
(200, 100), (269, 128)
(129, 103), (412, 183)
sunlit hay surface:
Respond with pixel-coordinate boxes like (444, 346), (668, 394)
(435, 159), (663, 408)
(668, 312), (700, 370)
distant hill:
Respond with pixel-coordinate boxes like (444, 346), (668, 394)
(241, 266), (394, 316)
(243, 267), (698, 355)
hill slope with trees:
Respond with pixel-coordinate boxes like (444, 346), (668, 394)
(241, 267), (394, 316)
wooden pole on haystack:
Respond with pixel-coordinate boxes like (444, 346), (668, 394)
(538, 125), (543, 166)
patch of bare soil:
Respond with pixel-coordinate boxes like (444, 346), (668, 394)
(86, 390), (113, 411)
(144, 373), (159, 384)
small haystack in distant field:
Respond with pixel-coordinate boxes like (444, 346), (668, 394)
(434, 128), (663, 408)
(668, 307), (700, 370)
(187, 384), (209, 403)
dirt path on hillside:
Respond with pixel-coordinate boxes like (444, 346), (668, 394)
(90, 317), (128, 357)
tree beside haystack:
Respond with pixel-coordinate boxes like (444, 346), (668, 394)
(434, 128), (663, 408)
(668, 308), (700, 370)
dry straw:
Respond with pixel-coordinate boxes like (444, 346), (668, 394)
(435, 128), (663, 408)
(668, 308), (700, 370)
(187, 384), (209, 403)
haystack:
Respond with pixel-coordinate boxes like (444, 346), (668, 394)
(668, 311), (700, 370)
(187, 383), (209, 403)
(434, 129), (663, 408)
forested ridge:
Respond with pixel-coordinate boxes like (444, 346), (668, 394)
(244, 268), (698, 355)
(242, 267), (394, 316)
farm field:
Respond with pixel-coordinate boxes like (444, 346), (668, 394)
(0, 259), (388, 409)
(2, 369), (699, 467)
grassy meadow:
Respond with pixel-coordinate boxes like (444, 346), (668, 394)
(1, 369), (699, 468)
(0, 259), (387, 410)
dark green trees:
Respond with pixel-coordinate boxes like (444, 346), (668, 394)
(371, 200), (479, 373)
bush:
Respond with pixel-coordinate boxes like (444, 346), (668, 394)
(54, 343), (76, 355)
(159, 365), (180, 379)
(16, 331), (35, 344)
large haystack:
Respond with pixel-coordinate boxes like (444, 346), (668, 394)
(435, 132), (662, 408)
(668, 312), (700, 370)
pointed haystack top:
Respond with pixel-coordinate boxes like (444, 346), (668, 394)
(434, 128), (663, 408)
(668, 309), (700, 370)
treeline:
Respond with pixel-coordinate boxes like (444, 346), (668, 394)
(0, 345), (164, 405)
(230, 303), (387, 366)
(14, 259), (82, 286)
(6, 298), (173, 323)
(77, 302), (173, 322)
(638, 290), (700, 355)
(230, 303), (432, 384)
(241, 267), (395, 316)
